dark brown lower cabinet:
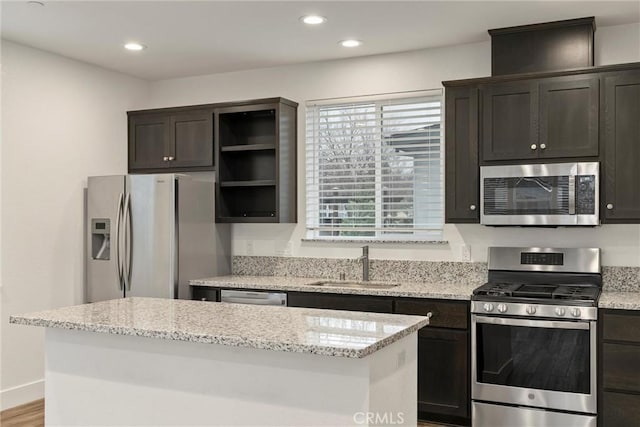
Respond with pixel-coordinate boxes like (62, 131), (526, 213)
(395, 298), (470, 426)
(600, 309), (640, 426)
(602, 392), (640, 426)
(191, 286), (219, 302)
(417, 328), (469, 422)
(287, 292), (393, 313)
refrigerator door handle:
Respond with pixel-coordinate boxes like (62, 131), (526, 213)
(123, 193), (133, 291)
(115, 192), (124, 291)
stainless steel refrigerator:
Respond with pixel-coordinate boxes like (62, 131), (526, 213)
(86, 174), (230, 302)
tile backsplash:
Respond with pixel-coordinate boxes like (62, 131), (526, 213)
(232, 256), (640, 291)
(232, 256), (486, 285)
(602, 266), (640, 291)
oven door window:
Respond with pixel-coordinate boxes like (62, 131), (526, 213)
(483, 176), (570, 215)
(476, 322), (590, 394)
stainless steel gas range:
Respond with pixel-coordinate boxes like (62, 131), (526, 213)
(471, 247), (601, 427)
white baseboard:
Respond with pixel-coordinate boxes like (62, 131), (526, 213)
(1, 379), (44, 411)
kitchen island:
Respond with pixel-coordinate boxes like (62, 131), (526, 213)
(10, 297), (428, 426)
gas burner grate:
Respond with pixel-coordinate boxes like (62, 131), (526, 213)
(474, 282), (522, 297)
(553, 285), (600, 300)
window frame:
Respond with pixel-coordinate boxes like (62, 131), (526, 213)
(305, 89), (445, 242)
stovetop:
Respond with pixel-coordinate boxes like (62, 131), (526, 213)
(473, 282), (601, 302)
(472, 247), (602, 319)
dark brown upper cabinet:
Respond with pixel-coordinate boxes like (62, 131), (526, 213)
(128, 114), (171, 171)
(445, 85), (480, 223)
(602, 70), (640, 223)
(169, 110), (214, 169)
(128, 108), (214, 173)
(214, 99), (298, 223)
(444, 62), (640, 224)
(489, 17), (595, 76)
(481, 75), (599, 162)
(538, 75), (599, 159)
(482, 81), (538, 161)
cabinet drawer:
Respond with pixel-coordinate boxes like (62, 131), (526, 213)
(602, 392), (640, 427)
(394, 299), (468, 329)
(603, 343), (640, 393)
(287, 292), (393, 313)
(191, 287), (220, 302)
(603, 310), (640, 343)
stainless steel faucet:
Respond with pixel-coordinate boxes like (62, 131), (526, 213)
(359, 245), (370, 281)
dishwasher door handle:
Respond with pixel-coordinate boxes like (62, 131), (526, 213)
(220, 290), (287, 306)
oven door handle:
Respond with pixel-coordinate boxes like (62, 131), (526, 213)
(473, 315), (590, 330)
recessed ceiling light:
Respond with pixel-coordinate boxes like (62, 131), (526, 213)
(300, 15), (327, 25)
(124, 42), (146, 51)
(339, 39), (362, 48)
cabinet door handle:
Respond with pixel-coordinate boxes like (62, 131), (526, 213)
(540, 143), (546, 150)
(163, 156), (169, 161)
(530, 144), (537, 150)
(469, 204), (476, 211)
(607, 203), (614, 210)
(168, 156), (175, 161)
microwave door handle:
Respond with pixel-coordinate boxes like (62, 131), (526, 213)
(568, 175), (576, 215)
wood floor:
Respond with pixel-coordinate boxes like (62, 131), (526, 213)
(0, 399), (44, 427)
(0, 399), (446, 426)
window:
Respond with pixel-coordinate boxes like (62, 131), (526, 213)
(305, 90), (443, 240)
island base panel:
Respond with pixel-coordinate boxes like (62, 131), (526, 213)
(44, 329), (417, 426)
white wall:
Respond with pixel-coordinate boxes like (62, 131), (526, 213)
(147, 23), (640, 267)
(0, 40), (149, 409)
(595, 22), (640, 65)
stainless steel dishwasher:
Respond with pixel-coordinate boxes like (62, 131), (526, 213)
(220, 289), (287, 306)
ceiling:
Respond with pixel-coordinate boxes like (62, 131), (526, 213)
(2, 1), (639, 81)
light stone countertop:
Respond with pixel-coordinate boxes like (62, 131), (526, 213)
(190, 275), (478, 300)
(9, 297), (428, 358)
(599, 291), (640, 310)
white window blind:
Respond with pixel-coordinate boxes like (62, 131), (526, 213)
(305, 90), (444, 240)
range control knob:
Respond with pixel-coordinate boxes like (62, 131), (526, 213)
(526, 305), (537, 315)
(571, 308), (582, 318)
(483, 303), (494, 312)
(555, 307), (566, 316)
(497, 304), (508, 313)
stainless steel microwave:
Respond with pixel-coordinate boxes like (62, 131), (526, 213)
(480, 162), (599, 226)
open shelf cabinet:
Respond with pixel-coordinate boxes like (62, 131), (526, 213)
(214, 98), (298, 223)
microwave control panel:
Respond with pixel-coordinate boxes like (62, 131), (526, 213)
(576, 175), (596, 214)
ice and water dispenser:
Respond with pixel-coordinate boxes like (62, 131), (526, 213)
(91, 218), (110, 260)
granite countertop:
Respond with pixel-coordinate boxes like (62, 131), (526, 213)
(190, 275), (477, 300)
(9, 297), (428, 358)
(599, 291), (640, 310)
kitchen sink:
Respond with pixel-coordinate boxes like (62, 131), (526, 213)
(307, 281), (400, 290)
